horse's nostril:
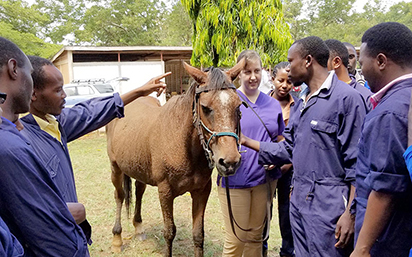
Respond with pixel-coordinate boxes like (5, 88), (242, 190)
(218, 158), (240, 169)
(219, 158), (226, 167)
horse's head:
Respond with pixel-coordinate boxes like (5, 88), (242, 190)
(183, 60), (245, 177)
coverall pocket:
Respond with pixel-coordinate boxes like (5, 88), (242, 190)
(45, 155), (60, 178)
(310, 120), (338, 150)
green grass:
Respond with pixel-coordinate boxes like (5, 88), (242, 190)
(68, 132), (282, 256)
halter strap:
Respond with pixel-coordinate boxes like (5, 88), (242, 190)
(192, 83), (240, 169)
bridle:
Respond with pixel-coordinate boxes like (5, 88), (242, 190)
(192, 83), (241, 170)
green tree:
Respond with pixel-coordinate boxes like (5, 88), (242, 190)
(181, 0), (293, 67)
(382, 1), (412, 29)
(283, 0), (306, 40)
(73, 0), (167, 46)
(283, 0), (412, 46)
(32, 0), (88, 44)
(0, 0), (61, 58)
(284, 0), (361, 42)
(160, 0), (192, 46)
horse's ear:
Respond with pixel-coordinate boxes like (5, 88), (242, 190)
(182, 61), (207, 85)
(226, 57), (246, 81)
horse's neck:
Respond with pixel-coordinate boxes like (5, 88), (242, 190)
(165, 96), (206, 159)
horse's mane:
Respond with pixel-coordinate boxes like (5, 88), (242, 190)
(205, 67), (232, 91)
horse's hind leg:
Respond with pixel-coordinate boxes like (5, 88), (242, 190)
(133, 180), (146, 240)
(190, 179), (212, 257)
(111, 162), (124, 253)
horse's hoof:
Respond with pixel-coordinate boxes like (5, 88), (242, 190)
(112, 234), (123, 253)
(135, 233), (146, 241)
(111, 245), (122, 253)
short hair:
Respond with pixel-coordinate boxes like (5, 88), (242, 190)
(293, 36), (329, 68)
(0, 37), (26, 71)
(362, 22), (412, 68)
(343, 42), (356, 52)
(237, 50), (262, 67)
(325, 39), (349, 68)
(28, 55), (54, 90)
(272, 62), (289, 77)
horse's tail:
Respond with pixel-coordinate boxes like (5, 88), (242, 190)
(123, 174), (132, 219)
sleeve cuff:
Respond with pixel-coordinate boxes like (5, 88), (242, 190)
(113, 93), (125, 118)
(344, 168), (356, 186)
(364, 170), (410, 194)
(258, 141), (290, 166)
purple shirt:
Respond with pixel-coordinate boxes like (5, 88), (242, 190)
(218, 90), (284, 189)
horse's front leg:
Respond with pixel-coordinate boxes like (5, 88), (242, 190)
(111, 162), (124, 253)
(158, 182), (176, 257)
(190, 179), (212, 257)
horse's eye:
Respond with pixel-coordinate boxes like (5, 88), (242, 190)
(201, 105), (212, 115)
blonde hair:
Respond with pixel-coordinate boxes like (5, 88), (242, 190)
(237, 50), (262, 67)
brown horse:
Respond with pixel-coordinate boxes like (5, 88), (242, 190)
(106, 60), (245, 256)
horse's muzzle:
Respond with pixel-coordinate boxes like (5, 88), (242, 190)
(216, 157), (241, 177)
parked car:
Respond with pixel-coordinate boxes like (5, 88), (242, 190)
(63, 77), (129, 107)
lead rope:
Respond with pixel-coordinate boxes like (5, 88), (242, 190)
(224, 168), (273, 243)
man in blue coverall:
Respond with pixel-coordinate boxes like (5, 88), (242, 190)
(0, 91), (24, 257)
(0, 36), (89, 256)
(324, 39), (372, 112)
(19, 56), (170, 244)
(242, 36), (366, 256)
(351, 22), (412, 257)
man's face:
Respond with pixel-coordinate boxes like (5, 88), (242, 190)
(32, 65), (66, 116)
(346, 45), (357, 75)
(14, 55), (33, 114)
(286, 44), (307, 86)
(359, 43), (381, 93)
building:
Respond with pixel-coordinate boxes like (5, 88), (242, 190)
(51, 46), (193, 103)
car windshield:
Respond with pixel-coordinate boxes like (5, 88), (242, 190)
(64, 85), (95, 96)
(94, 84), (114, 93)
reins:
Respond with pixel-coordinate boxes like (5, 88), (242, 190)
(224, 169), (273, 243)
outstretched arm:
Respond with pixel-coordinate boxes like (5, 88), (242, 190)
(121, 72), (171, 106)
(240, 133), (260, 151)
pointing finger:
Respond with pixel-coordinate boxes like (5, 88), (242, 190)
(155, 72), (172, 82)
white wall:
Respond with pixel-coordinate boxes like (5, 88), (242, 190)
(72, 61), (166, 105)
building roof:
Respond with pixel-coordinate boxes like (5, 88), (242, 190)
(51, 46), (193, 62)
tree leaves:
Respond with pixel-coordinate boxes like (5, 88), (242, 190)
(182, 0), (293, 67)
(283, 0), (412, 46)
